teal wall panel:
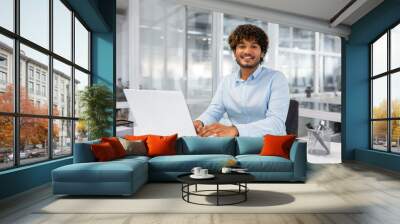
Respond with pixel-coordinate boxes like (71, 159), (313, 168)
(0, 158), (72, 199)
(344, 0), (400, 171)
(355, 149), (400, 172)
(92, 33), (114, 87)
(91, 32), (116, 136)
(65, 0), (110, 32)
(91, 0), (116, 136)
(343, 44), (369, 159)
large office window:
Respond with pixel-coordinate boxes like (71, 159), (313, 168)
(370, 23), (400, 153)
(186, 8), (213, 118)
(0, 0), (91, 171)
(133, 0), (211, 119)
(20, 0), (49, 49)
(0, 0), (14, 32)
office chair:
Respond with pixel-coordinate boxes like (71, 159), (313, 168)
(285, 99), (299, 136)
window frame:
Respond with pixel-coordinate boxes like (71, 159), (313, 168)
(0, 0), (92, 171)
(369, 20), (400, 154)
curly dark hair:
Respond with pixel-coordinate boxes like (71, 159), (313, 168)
(228, 24), (269, 63)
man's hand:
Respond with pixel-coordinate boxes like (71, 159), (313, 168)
(198, 123), (239, 137)
(193, 120), (204, 134)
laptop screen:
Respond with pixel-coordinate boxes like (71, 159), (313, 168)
(124, 89), (197, 137)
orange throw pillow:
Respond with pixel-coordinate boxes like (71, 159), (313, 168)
(124, 135), (150, 141)
(91, 142), (117, 161)
(101, 137), (127, 158)
(259, 134), (296, 159)
(146, 134), (178, 157)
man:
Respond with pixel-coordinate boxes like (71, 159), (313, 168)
(193, 24), (289, 137)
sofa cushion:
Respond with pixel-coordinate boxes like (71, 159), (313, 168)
(91, 142), (118, 161)
(52, 158), (147, 183)
(260, 135), (296, 159)
(124, 135), (149, 142)
(178, 137), (236, 155)
(101, 137), (127, 158)
(235, 137), (263, 155)
(119, 138), (148, 156)
(236, 155), (293, 172)
(73, 140), (100, 163)
(148, 154), (235, 172)
(115, 155), (150, 163)
(147, 134), (178, 157)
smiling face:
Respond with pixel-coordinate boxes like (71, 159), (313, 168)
(234, 39), (264, 69)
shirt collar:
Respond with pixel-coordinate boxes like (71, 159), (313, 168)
(235, 65), (264, 83)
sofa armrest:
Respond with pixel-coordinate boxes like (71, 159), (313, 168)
(289, 140), (307, 181)
(73, 140), (100, 163)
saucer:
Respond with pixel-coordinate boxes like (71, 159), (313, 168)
(190, 174), (215, 179)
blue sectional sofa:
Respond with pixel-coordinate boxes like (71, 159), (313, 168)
(52, 137), (307, 196)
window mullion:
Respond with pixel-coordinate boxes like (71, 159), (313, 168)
(211, 11), (223, 95)
(71, 10), (76, 153)
(14, 0), (21, 167)
(183, 6), (188, 99)
(49, 0), (54, 160)
(370, 45), (372, 149)
(388, 30), (391, 152)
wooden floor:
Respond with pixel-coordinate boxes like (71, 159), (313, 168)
(1, 162), (400, 224)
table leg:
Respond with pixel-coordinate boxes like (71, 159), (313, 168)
(187, 184), (190, 202)
(245, 183), (247, 201)
(217, 184), (219, 206)
(181, 184), (183, 199)
(195, 184), (197, 192)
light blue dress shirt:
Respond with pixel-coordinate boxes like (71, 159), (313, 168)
(197, 65), (290, 137)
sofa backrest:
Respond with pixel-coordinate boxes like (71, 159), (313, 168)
(73, 139), (100, 163)
(73, 137), (237, 162)
(74, 137), (300, 159)
(235, 137), (263, 155)
(177, 136), (236, 155)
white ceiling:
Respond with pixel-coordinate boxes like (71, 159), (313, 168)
(221, 0), (382, 26)
(223, 0), (351, 23)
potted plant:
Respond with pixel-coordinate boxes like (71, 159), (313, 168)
(79, 84), (114, 140)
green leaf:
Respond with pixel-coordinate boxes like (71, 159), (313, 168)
(79, 84), (114, 140)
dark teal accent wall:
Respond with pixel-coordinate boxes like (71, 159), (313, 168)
(0, 158), (72, 199)
(91, 0), (116, 136)
(92, 31), (116, 136)
(355, 148), (400, 172)
(343, 44), (369, 159)
(65, 0), (110, 32)
(0, 0), (116, 200)
(92, 33), (114, 89)
(345, 0), (400, 171)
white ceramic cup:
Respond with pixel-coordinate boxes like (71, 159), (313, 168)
(221, 167), (232, 174)
(200, 169), (208, 176)
(191, 167), (202, 176)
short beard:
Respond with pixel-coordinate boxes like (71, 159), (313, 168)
(235, 58), (260, 69)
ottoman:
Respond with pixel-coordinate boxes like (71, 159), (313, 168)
(52, 157), (148, 196)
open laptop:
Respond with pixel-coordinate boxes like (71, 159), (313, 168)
(123, 89), (197, 137)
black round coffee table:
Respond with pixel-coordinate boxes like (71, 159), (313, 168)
(177, 173), (255, 206)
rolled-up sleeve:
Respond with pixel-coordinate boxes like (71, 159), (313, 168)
(196, 81), (226, 125)
(234, 72), (289, 137)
